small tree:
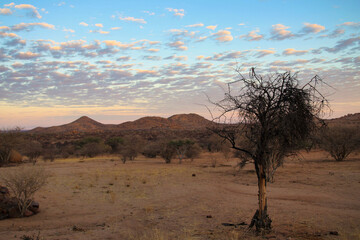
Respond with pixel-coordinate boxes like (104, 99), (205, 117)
(105, 137), (124, 153)
(318, 125), (360, 161)
(169, 139), (195, 164)
(0, 128), (22, 166)
(210, 68), (328, 231)
(0, 166), (48, 217)
(21, 140), (43, 165)
(160, 142), (176, 164)
(119, 135), (144, 163)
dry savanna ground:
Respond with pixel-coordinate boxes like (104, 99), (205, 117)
(0, 150), (359, 240)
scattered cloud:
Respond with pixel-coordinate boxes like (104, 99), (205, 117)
(254, 49), (276, 58)
(90, 29), (109, 34)
(79, 22), (89, 27)
(283, 48), (308, 56)
(206, 25), (217, 30)
(95, 23), (103, 28)
(165, 54), (188, 61)
(63, 28), (75, 33)
(166, 8), (185, 18)
(323, 36), (360, 53)
(111, 27), (121, 30)
(301, 23), (325, 34)
(339, 22), (360, 28)
(186, 23), (204, 28)
(240, 29), (263, 41)
(213, 30), (233, 42)
(15, 51), (41, 59)
(0, 8), (12, 15)
(116, 56), (132, 61)
(168, 40), (187, 51)
(12, 22), (55, 31)
(4, 3), (15, 7)
(147, 48), (160, 52)
(143, 10), (155, 16)
(270, 24), (294, 40)
(14, 4), (42, 19)
(119, 16), (147, 24)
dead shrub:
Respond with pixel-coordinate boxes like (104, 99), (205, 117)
(0, 166), (48, 217)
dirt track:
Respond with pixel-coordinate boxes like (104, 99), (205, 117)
(0, 150), (359, 240)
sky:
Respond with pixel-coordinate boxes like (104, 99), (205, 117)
(0, 0), (359, 129)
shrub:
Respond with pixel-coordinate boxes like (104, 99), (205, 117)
(0, 127), (22, 166)
(21, 140), (43, 165)
(0, 166), (48, 217)
(318, 125), (360, 161)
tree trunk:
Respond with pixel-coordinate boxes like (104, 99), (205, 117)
(250, 164), (272, 232)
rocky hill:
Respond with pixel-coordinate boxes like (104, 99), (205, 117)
(28, 113), (213, 134)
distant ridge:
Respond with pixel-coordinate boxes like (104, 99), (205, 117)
(28, 113), (213, 134)
(28, 112), (360, 134)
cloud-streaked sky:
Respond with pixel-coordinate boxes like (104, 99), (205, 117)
(0, 0), (359, 129)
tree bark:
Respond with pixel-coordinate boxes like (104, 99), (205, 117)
(250, 164), (272, 232)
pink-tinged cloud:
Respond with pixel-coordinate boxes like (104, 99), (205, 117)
(302, 23), (325, 34)
(90, 29), (109, 34)
(4, 3), (15, 7)
(0, 31), (19, 38)
(111, 27), (121, 30)
(166, 8), (185, 18)
(186, 23), (204, 28)
(95, 23), (103, 28)
(206, 25), (217, 30)
(12, 22), (55, 31)
(147, 48), (160, 52)
(270, 24), (294, 40)
(283, 48), (308, 56)
(254, 49), (275, 58)
(213, 30), (233, 42)
(119, 16), (147, 24)
(15, 51), (40, 59)
(240, 29), (263, 41)
(0, 26), (10, 31)
(63, 28), (75, 33)
(0, 8), (12, 15)
(79, 22), (88, 27)
(103, 40), (135, 49)
(14, 4), (42, 19)
(168, 41), (188, 51)
(339, 22), (360, 28)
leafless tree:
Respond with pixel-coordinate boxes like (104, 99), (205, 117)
(0, 166), (48, 217)
(209, 68), (328, 232)
(318, 125), (360, 161)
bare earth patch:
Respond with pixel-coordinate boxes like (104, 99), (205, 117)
(0, 150), (359, 240)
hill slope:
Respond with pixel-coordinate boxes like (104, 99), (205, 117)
(29, 113), (213, 134)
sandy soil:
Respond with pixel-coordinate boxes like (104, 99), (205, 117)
(0, 150), (359, 240)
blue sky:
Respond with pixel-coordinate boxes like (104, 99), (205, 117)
(0, 0), (359, 128)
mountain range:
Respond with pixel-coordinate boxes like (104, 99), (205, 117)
(28, 113), (214, 134)
(28, 112), (360, 134)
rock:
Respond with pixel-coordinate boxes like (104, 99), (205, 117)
(329, 231), (339, 235)
(29, 201), (39, 213)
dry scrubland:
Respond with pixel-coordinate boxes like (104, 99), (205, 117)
(0, 151), (359, 240)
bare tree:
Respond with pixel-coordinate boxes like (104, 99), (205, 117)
(209, 68), (328, 231)
(0, 166), (48, 217)
(318, 125), (360, 161)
